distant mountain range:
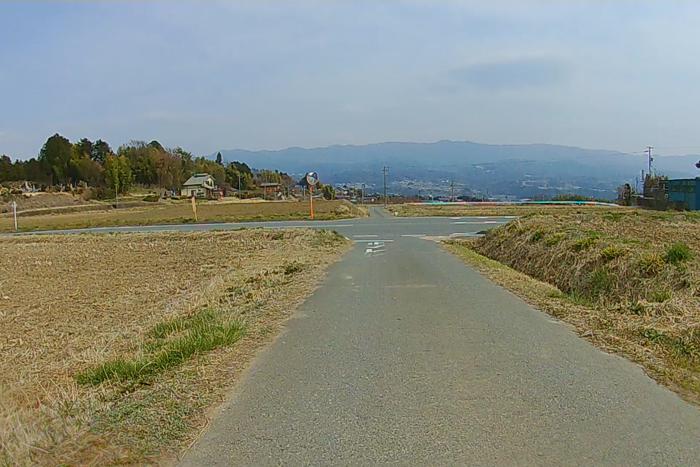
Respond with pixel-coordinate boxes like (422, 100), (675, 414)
(217, 141), (699, 199)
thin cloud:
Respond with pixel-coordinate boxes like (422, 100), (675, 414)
(449, 57), (572, 91)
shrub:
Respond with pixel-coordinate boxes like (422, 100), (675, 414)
(283, 261), (304, 275)
(545, 232), (566, 246)
(601, 245), (626, 261)
(530, 229), (545, 242)
(664, 243), (693, 265)
(638, 253), (665, 277)
(143, 193), (160, 202)
(572, 236), (596, 251)
(588, 267), (613, 297)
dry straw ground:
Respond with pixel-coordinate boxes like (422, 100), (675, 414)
(388, 203), (626, 218)
(446, 208), (700, 404)
(0, 199), (365, 233)
(0, 229), (350, 465)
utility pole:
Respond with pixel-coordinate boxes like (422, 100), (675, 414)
(646, 146), (654, 174)
(382, 166), (389, 206)
(361, 183), (365, 205)
(450, 180), (455, 202)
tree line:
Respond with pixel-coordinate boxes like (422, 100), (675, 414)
(0, 133), (296, 197)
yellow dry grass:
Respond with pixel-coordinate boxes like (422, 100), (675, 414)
(0, 229), (350, 465)
(0, 199), (366, 233)
(388, 203), (629, 218)
(446, 208), (700, 404)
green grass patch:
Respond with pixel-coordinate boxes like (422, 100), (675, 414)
(529, 229), (545, 242)
(641, 328), (700, 363)
(588, 267), (613, 297)
(571, 233), (600, 251)
(664, 242), (694, 265)
(77, 310), (245, 386)
(603, 212), (624, 222)
(544, 232), (567, 246)
(600, 244), (626, 261)
(649, 289), (672, 303)
(629, 301), (646, 315)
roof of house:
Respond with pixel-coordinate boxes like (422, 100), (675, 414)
(183, 173), (214, 186)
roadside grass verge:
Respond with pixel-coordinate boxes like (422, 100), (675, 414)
(444, 208), (700, 405)
(0, 229), (350, 465)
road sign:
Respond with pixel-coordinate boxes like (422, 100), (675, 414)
(305, 172), (319, 187)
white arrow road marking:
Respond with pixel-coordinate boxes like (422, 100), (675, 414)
(363, 240), (387, 257)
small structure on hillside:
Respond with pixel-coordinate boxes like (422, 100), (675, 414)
(181, 173), (218, 199)
(259, 182), (281, 200)
(668, 178), (700, 211)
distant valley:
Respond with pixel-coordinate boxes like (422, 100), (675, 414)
(218, 141), (699, 199)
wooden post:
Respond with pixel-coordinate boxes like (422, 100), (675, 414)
(11, 201), (18, 231)
(191, 194), (198, 222)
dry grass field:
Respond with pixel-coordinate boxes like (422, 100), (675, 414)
(388, 202), (627, 218)
(0, 229), (350, 465)
(0, 199), (365, 233)
(446, 208), (700, 404)
(0, 192), (95, 214)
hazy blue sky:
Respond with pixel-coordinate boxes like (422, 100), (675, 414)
(2, 1), (700, 158)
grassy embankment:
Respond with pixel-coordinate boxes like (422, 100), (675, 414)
(0, 199), (365, 233)
(0, 229), (350, 465)
(445, 208), (700, 404)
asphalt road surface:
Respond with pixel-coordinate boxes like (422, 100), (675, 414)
(19, 208), (700, 464)
(175, 208), (700, 465)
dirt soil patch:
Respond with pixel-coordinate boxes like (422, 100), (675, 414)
(0, 229), (350, 465)
(0, 199), (366, 233)
(445, 208), (700, 405)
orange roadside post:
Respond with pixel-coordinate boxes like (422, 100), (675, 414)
(309, 185), (314, 219)
(304, 171), (319, 220)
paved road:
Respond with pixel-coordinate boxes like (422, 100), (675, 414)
(12, 208), (512, 239)
(173, 208), (700, 465)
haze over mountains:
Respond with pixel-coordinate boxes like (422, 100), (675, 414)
(219, 141), (699, 200)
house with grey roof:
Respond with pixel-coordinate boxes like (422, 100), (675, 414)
(181, 173), (218, 199)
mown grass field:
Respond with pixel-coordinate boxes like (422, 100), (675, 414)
(0, 229), (350, 465)
(0, 199), (365, 233)
(388, 202), (627, 218)
(446, 208), (700, 404)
